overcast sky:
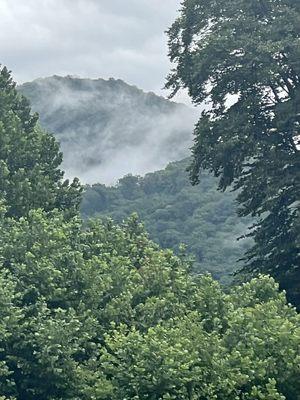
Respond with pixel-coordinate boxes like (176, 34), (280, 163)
(0, 0), (189, 100)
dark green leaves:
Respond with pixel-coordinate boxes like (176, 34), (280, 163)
(166, 0), (300, 307)
(0, 66), (82, 219)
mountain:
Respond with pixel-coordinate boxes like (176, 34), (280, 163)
(18, 76), (197, 183)
(19, 76), (251, 281)
(81, 158), (252, 283)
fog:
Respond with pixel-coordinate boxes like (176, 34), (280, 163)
(19, 76), (198, 184)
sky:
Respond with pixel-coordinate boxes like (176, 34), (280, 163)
(0, 0), (190, 102)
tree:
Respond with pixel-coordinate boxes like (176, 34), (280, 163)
(2, 208), (300, 399)
(0, 206), (196, 399)
(97, 276), (300, 400)
(0, 66), (82, 218)
(0, 197), (299, 399)
(81, 159), (252, 284)
(166, 0), (300, 306)
(117, 174), (142, 200)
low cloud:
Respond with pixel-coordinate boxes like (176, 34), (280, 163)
(19, 76), (198, 184)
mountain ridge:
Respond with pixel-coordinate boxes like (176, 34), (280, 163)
(18, 75), (197, 183)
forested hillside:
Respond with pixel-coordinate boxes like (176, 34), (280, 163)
(0, 0), (299, 397)
(1, 65), (299, 399)
(18, 76), (196, 183)
(81, 158), (252, 283)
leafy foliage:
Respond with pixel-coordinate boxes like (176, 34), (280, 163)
(166, 0), (300, 306)
(0, 207), (298, 399)
(0, 66), (299, 400)
(81, 158), (252, 284)
(100, 277), (300, 400)
(0, 66), (82, 218)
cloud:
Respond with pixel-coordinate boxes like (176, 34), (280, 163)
(0, 0), (183, 97)
(19, 76), (198, 184)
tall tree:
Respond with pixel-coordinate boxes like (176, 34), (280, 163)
(166, 0), (300, 306)
(0, 66), (82, 218)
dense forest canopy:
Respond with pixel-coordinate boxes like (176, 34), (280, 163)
(166, 0), (300, 306)
(18, 76), (196, 183)
(0, 0), (299, 397)
(81, 158), (252, 283)
(0, 64), (299, 399)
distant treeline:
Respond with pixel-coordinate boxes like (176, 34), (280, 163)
(81, 158), (253, 283)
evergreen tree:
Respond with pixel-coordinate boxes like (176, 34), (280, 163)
(166, 0), (300, 306)
(0, 66), (82, 218)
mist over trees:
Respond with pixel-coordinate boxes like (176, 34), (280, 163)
(0, 0), (299, 398)
(18, 75), (254, 284)
(0, 62), (299, 399)
(18, 76), (197, 184)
